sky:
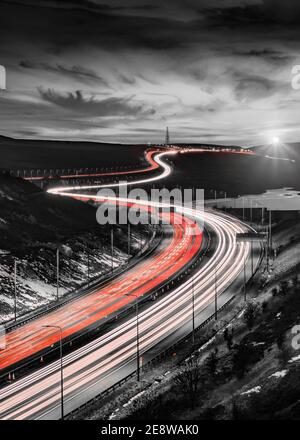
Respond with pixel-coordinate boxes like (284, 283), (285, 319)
(0, 0), (300, 145)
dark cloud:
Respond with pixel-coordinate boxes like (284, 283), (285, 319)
(1, 1), (300, 144)
(118, 74), (136, 85)
(232, 71), (285, 101)
(37, 88), (155, 117)
(233, 49), (295, 65)
(202, 1), (300, 26)
(20, 60), (110, 86)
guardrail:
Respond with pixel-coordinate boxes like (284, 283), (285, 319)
(8, 164), (145, 179)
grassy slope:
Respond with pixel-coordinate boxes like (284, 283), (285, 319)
(0, 174), (149, 321)
(0, 135), (146, 169)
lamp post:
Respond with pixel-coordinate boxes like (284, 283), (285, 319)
(42, 325), (64, 420)
(244, 247), (247, 301)
(128, 223), (131, 256)
(124, 293), (140, 381)
(214, 268), (218, 321)
(269, 209), (272, 252)
(192, 275), (195, 346)
(111, 227), (114, 273)
(56, 248), (59, 301)
(13, 260), (17, 322)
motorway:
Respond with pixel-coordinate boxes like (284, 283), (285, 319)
(0, 147), (254, 420)
(0, 211), (202, 371)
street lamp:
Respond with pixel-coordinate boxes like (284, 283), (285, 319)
(192, 275), (195, 346)
(56, 248), (59, 301)
(42, 325), (64, 420)
(215, 268), (218, 321)
(236, 241), (247, 301)
(244, 248), (247, 301)
(14, 260), (17, 322)
(111, 227), (114, 273)
(124, 293), (140, 381)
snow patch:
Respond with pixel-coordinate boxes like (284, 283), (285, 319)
(122, 389), (147, 408)
(289, 354), (300, 363)
(238, 309), (245, 319)
(198, 336), (216, 352)
(241, 386), (261, 395)
(269, 370), (288, 379)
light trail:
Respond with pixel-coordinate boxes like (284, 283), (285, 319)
(0, 212), (202, 370)
(47, 150), (177, 194)
(0, 146), (254, 420)
(0, 209), (250, 420)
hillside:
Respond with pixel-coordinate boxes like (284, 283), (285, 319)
(0, 174), (150, 322)
(0, 135), (146, 170)
(254, 142), (300, 161)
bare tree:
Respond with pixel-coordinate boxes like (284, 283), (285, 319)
(174, 358), (202, 404)
(243, 300), (260, 329)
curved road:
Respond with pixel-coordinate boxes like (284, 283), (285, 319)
(0, 147), (253, 420)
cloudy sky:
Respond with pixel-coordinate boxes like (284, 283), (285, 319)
(0, 0), (300, 145)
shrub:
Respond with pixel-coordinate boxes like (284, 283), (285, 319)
(243, 301), (260, 329)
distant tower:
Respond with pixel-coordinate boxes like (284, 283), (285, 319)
(165, 127), (170, 146)
(0, 65), (6, 90)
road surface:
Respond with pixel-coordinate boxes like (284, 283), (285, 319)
(0, 211), (202, 371)
(0, 147), (256, 420)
